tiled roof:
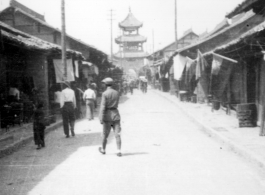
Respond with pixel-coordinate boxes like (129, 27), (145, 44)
(226, 0), (262, 18)
(0, 6), (106, 56)
(115, 35), (147, 43)
(150, 30), (198, 55)
(10, 0), (45, 21)
(177, 10), (255, 54)
(119, 12), (143, 29)
(205, 19), (265, 55)
(0, 21), (82, 56)
(204, 18), (229, 38)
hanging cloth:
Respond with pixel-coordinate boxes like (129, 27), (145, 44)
(158, 66), (161, 78)
(185, 57), (196, 85)
(53, 59), (75, 83)
(74, 61), (79, 78)
(94, 65), (99, 75)
(169, 65), (174, 75)
(210, 53), (236, 100)
(195, 50), (209, 102)
(173, 54), (187, 80)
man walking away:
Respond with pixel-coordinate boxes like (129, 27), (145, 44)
(98, 78), (122, 157)
(33, 102), (46, 149)
(83, 84), (96, 120)
(61, 82), (76, 138)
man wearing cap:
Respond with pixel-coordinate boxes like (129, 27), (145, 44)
(99, 78), (122, 157)
(61, 82), (76, 138)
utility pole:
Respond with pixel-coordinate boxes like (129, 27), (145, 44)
(61, 0), (67, 80)
(175, 0), (178, 50)
(108, 9), (115, 62)
(171, 0), (178, 95)
(152, 29), (154, 54)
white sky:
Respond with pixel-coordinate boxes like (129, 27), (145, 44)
(2, 0), (244, 55)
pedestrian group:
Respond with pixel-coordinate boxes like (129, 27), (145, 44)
(33, 77), (123, 157)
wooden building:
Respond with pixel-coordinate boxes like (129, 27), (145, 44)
(169, 0), (265, 129)
(149, 29), (199, 92)
(0, 0), (110, 87)
(0, 21), (83, 128)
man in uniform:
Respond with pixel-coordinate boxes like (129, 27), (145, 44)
(61, 81), (76, 138)
(98, 78), (122, 157)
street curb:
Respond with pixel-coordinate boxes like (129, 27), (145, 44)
(0, 121), (62, 159)
(153, 90), (265, 171)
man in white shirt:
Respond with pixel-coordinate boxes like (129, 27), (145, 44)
(83, 84), (96, 120)
(61, 82), (76, 138)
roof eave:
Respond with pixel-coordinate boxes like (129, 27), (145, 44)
(176, 11), (258, 57)
(0, 7), (107, 57)
(226, 0), (261, 18)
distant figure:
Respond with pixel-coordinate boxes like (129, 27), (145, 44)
(33, 102), (46, 150)
(98, 78), (122, 157)
(61, 82), (76, 138)
(123, 82), (128, 95)
(140, 80), (145, 93)
(143, 80), (148, 93)
(129, 81), (134, 95)
(90, 83), (98, 109)
(83, 84), (96, 120)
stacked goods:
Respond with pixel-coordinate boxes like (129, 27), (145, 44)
(190, 95), (197, 103)
(179, 91), (188, 102)
(237, 103), (257, 127)
(212, 100), (221, 110)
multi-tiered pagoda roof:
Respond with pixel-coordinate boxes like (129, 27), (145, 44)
(114, 10), (148, 60)
(119, 12), (143, 30)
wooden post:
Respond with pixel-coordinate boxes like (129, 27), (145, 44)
(241, 62), (247, 103)
(61, 0), (67, 80)
(152, 29), (154, 53)
(227, 78), (231, 115)
(260, 53), (265, 136)
(260, 106), (265, 136)
(175, 0), (178, 50)
(169, 0), (177, 95)
(43, 58), (50, 122)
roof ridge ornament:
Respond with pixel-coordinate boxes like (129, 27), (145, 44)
(129, 7), (131, 13)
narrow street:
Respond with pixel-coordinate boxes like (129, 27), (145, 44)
(1, 89), (265, 195)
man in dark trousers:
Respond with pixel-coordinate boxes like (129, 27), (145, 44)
(33, 102), (46, 149)
(98, 78), (122, 157)
(61, 82), (76, 138)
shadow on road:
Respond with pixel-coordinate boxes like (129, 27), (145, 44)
(0, 128), (116, 195)
(122, 152), (148, 156)
(1, 93), (132, 195)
